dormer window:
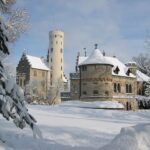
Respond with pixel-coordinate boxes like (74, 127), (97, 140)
(114, 66), (120, 74)
(126, 69), (131, 76)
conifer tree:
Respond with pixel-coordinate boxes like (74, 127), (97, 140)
(145, 80), (150, 97)
(0, 0), (41, 139)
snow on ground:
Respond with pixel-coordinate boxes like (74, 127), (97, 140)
(101, 123), (150, 150)
(0, 101), (150, 150)
(60, 100), (124, 109)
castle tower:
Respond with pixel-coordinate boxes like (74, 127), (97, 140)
(48, 30), (64, 104)
(49, 30), (64, 85)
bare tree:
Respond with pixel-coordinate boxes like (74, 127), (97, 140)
(133, 53), (150, 76)
(48, 78), (63, 105)
(25, 79), (47, 103)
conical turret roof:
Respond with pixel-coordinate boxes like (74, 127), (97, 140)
(79, 49), (112, 66)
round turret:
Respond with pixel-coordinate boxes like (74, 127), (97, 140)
(49, 30), (64, 86)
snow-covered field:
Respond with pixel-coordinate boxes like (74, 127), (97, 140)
(0, 101), (150, 150)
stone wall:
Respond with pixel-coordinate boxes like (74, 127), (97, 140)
(112, 75), (137, 98)
(80, 64), (113, 100)
(16, 55), (48, 102)
(70, 73), (80, 99)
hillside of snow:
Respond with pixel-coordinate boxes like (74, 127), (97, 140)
(0, 101), (150, 150)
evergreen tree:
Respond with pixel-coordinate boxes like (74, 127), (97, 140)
(0, 0), (42, 139)
(145, 80), (150, 97)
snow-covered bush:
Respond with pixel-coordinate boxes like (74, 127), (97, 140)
(100, 123), (150, 150)
(145, 80), (150, 96)
(0, 0), (41, 138)
(136, 95), (150, 109)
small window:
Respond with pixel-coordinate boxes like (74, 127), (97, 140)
(118, 83), (121, 93)
(105, 91), (109, 96)
(60, 48), (63, 53)
(129, 84), (132, 93)
(138, 89), (142, 95)
(55, 35), (57, 38)
(114, 66), (120, 74)
(51, 58), (52, 62)
(114, 83), (121, 93)
(51, 48), (53, 52)
(83, 91), (87, 95)
(51, 73), (52, 78)
(126, 69), (131, 76)
(114, 83), (117, 92)
(93, 82), (98, 84)
(93, 90), (98, 95)
(126, 84), (129, 93)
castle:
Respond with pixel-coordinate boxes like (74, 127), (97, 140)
(16, 30), (150, 109)
(70, 44), (150, 109)
(16, 30), (68, 103)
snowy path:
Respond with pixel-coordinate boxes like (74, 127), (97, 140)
(0, 103), (150, 150)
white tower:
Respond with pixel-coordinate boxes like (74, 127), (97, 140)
(48, 30), (64, 103)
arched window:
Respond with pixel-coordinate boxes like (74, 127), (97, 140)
(129, 84), (132, 93)
(126, 84), (129, 93)
(118, 83), (121, 93)
(60, 48), (63, 53)
(138, 89), (142, 95)
(114, 83), (121, 93)
(114, 83), (117, 92)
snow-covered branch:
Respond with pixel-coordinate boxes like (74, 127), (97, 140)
(0, 0), (41, 138)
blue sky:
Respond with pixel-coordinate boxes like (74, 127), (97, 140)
(10, 0), (150, 77)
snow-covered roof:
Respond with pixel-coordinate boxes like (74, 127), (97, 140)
(136, 70), (150, 82)
(25, 55), (49, 71)
(106, 56), (135, 77)
(63, 75), (68, 83)
(78, 56), (88, 65)
(78, 49), (135, 78)
(79, 49), (112, 66)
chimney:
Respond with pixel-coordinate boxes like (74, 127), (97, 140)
(94, 43), (98, 49)
(102, 50), (106, 56)
(84, 48), (87, 57)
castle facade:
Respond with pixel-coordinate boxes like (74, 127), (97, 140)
(70, 45), (150, 109)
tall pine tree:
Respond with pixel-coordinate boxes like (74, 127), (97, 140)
(0, 0), (42, 138)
